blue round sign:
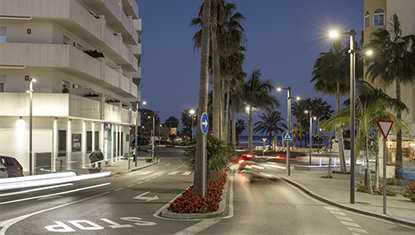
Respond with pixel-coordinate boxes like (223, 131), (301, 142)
(200, 112), (209, 135)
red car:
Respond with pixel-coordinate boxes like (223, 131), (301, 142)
(0, 156), (24, 177)
(237, 154), (254, 171)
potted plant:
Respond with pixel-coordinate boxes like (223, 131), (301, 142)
(62, 88), (69, 93)
(83, 49), (105, 58)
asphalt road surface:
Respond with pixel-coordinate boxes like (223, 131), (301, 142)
(1, 148), (414, 234)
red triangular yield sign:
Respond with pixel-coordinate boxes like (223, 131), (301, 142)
(377, 120), (393, 139)
(262, 138), (267, 143)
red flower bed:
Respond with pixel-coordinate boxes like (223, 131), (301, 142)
(167, 172), (227, 213)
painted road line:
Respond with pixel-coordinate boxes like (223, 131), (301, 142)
(0, 191), (110, 235)
(0, 183), (110, 205)
(182, 171), (192, 175)
(127, 184), (135, 188)
(168, 171), (179, 175)
(137, 171), (154, 175)
(173, 219), (222, 235)
(115, 187), (124, 191)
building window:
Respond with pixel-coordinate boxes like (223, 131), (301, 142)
(0, 27), (6, 42)
(364, 11), (369, 28)
(58, 130), (67, 156)
(63, 36), (70, 45)
(374, 8), (385, 27)
(0, 75), (5, 92)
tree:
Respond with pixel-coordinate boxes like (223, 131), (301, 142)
(291, 98), (312, 147)
(242, 69), (280, 153)
(165, 116), (179, 129)
(311, 38), (363, 173)
(181, 108), (197, 138)
(139, 109), (160, 135)
(194, 0), (210, 195)
(319, 81), (408, 193)
(235, 118), (246, 144)
(366, 14), (415, 178)
(253, 109), (286, 146)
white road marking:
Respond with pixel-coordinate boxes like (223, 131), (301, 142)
(182, 171), (192, 175)
(347, 227), (368, 233)
(100, 218), (133, 228)
(0, 183), (110, 205)
(173, 219), (222, 235)
(133, 191), (159, 202)
(340, 221), (361, 227)
(324, 206), (339, 211)
(335, 215), (353, 221)
(168, 171), (180, 175)
(0, 191), (110, 235)
(127, 184), (135, 187)
(165, 163), (171, 166)
(329, 211), (346, 216)
(136, 181), (143, 185)
(137, 171), (154, 175)
(115, 187), (124, 191)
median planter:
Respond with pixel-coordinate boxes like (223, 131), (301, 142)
(88, 168), (101, 174)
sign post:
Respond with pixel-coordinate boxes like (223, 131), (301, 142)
(283, 132), (293, 176)
(376, 120), (393, 215)
(262, 138), (267, 156)
(200, 113), (209, 197)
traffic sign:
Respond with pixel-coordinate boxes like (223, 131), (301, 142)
(262, 138), (267, 143)
(200, 112), (209, 135)
(283, 132), (292, 142)
(377, 120), (393, 139)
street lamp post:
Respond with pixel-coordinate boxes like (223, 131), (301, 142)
(305, 110), (314, 166)
(135, 101), (146, 167)
(277, 87), (299, 176)
(27, 78), (37, 175)
(190, 109), (195, 139)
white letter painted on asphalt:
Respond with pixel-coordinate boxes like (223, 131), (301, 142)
(120, 217), (157, 226)
(100, 218), (133, 228)
(68, 220), (104, 230)
(45, 221), (75, 232)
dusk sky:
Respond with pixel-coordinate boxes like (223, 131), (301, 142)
(136, 0), (364, 135)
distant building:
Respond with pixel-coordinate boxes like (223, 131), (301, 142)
(363, 0), (415, 178)
(0, 0), (142, 173)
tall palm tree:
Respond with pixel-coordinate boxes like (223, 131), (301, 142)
(253, 109), (287, 146)
(235, 118), (246, 145)
(311, 38), (362, 172)
(291, 98), (312, 147)
(229, 73), (246, 147)
(366, 14), (415, 178)
(194, 0), (210, 195)
(242, 69), (280, 153)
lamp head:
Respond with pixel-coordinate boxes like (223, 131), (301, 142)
(366, 50), (373, 56)
(305, 110), (309, 114)
(31, 78), (37, 82)
(189, 109), (195, 115)
(142, 101), (147, 105)
(330, 31), (339, 38)
(296, 96), (300, 101)
(277, 87), (282, 92)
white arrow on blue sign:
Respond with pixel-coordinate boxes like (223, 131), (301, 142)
(201, 112), (209, 135)
(283, 132), (292, 142)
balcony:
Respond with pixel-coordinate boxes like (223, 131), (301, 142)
(82, 0), (138, 45)
(122, 0), (139, 19)
(0, 43), (137, 98)
(0, 93), (137, 124)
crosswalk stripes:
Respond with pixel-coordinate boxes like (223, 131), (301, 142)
(182, 171), (192, 175)
(168, 171), (180, 175)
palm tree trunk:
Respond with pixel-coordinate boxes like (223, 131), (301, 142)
(211, 0), (221, 140)
(375, 144), (379, 191)
(194, 0), (210, 195)
(366, 133), (373, 194)
(249, 107), (253, 154)
(395, 77), (402, 179)
(225, 87), (230, 144)
(336, 80), (347, 172)
(232, 100), (236, 148)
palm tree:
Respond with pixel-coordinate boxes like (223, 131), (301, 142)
(229, 74), (246, 147)
(235, 118), (246, 145)
(194, 0), (210, 195)
(253, 109), (287, 146)
(242, 69), (280, 153)
(366, 14), (415, 178)
(291, 98), (312, 147)
(311, 38), (362, 172)
(320, 81), (408, 194)
(181, 108), (194, 138)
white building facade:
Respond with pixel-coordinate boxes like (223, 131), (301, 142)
(0, 0), (142, 173)
(363, 0), (415, 178)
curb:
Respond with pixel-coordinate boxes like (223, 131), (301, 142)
(160, 177), (230, 220)
(129, 157), (160, 172)
(281, 177), (415, 228)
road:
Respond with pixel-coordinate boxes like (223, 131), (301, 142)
(1, 148), (414, 234)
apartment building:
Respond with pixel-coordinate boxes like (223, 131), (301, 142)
(363, 0), (415, 178)
(0, 0), (142, 173)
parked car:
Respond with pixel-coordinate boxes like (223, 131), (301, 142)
(0, 163), (8, 178)
(0, 156), (23, 177)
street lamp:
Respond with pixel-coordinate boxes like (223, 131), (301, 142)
(305, 110), (316, 166)
(27, 78), (36, 175)
(330, 29), (372, 204)
(148, 111), (159, 161)
(189, 109), (196, 139)
(277, 87), (300, 176)
(135, 101), (146, 167)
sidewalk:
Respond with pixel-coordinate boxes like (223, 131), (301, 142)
(282, 168), (415, 227)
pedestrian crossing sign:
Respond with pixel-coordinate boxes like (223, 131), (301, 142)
(283, 132), (292, 142)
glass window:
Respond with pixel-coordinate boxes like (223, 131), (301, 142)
(0, 27), (6, 42)
(87, 131), (93, 152)
(58, 130), (67, 156)
(364, 11), (370, 28)
(374, 8), (385, 26)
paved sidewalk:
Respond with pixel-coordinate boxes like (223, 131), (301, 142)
(282, 168), (415, 227)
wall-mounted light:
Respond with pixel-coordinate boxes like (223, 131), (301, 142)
(20, 116), (22, 119)
(27, 29), (31, 34)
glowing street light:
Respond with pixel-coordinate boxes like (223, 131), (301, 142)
(189, 109), (196, 139)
